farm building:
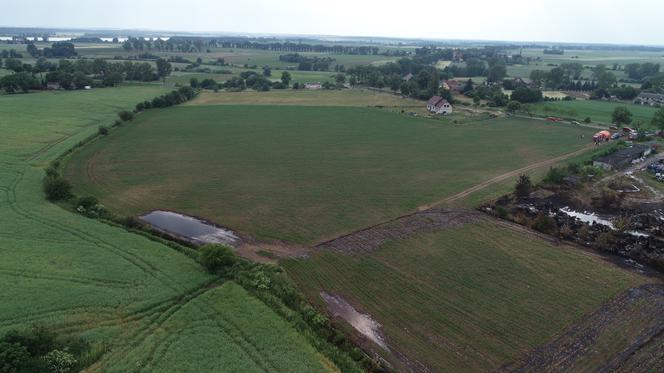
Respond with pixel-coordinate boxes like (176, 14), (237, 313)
(634, 92), (664, 106)
(426, 96), (453, 115)
(592, 144), (651, 170)
(442, 80), (461, 93)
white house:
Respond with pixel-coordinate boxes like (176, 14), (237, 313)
(426, 96), (453, 115)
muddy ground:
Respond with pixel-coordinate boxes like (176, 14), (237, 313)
(316, 208), (481, 253)
(499, 284), (664, 373)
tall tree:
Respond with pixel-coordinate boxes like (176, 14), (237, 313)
(612, 107), (633, 125)
(155, 58), (172, 84)
(652, 108), (664, 130)
(280, 71), (291, 86)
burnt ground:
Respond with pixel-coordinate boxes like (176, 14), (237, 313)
(315, 208), (482, 253)
(498, 284), (664, 373)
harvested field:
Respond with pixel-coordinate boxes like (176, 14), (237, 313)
(317, 208), (481, 253)
(501, 283), (664, 372)
(185, 88), (422, 108)
(65, 105), (594, 244)
(283, 220), (649, 372)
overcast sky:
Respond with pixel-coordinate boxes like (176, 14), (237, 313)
(2, 0), (663, 45)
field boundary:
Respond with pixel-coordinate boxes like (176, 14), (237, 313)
(314, 143), (595, 247)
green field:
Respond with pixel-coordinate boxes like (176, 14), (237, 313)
(64, 104), (594, 244)
(529, 99), (659, 126)
(187, 89), (422, 107)
(506, 48), (664, 80)
(283, 220), (647, 371)
(0, 86), (333, 371)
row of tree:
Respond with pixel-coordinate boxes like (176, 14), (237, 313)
(624, 62), (660, 81)
(0, 57), (172, 93)
(26, 42), (77, 58)
(120, 36), (382, 55)
(278, 53), (335, 71)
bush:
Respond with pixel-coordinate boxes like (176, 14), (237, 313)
(596, 231), (616, 251)
(122, 216), (142, 229)
(97, 126), (108, 135)
(544, 167), (567, 184)
(42, 349), (77, 373)
(0, 342), (31, 372)
(584, 117), (591, 123)
(592, 188), (624, 209)
(43, 175), (72, 201)
(118, 110), (134, 122)
(76, 196), (98, 210)
(494, 205), (508, 219)
(199, 244), (236, 273)
(531, 213), (557, 234)
(514, 174), (533, 197)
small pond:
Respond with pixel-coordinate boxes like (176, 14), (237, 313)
(140, 210), (240, 247)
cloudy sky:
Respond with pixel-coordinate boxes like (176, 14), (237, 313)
(2, 0), (663, 45)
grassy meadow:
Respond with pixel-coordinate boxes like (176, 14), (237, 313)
(529, 99), (659, 126)
(283, 220), (648, 371)
(64, 103), (594, 244)
(0, 85), (333, 371)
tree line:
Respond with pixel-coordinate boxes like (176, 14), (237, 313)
(120, 36), (382, 55)
(278, 53), (335, 71)
(0, 57), (172, 93)
(26, 42), (77, 58)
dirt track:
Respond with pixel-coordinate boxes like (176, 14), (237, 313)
(417, 143), (595, 209)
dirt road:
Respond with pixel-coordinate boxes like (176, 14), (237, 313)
(417, 143), (596, 210)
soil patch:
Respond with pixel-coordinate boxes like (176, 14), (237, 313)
(320, 292), (388, 350)
(316, 208), (481, 253)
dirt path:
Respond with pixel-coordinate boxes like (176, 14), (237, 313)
(417, 143), (595, 210)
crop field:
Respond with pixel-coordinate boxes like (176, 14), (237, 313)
(0, 86), (330, 370)
(64, 103), (594, 244)
(282, 219), (649, 371)
(186, 89), (422, 107)
(529, 99), (659, 126)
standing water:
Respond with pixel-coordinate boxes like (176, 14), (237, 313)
(140, 210), (240, 247)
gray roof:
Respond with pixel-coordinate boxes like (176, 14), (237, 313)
(637, 92), (664, 100)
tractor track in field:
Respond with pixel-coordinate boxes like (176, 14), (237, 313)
(316, 144), (595, 253)
(498, 283), (664, 373)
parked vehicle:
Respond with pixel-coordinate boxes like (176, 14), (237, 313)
(593, 130), (612, 142)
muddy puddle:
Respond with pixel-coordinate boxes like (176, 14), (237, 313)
(320, 292), (388, 350)
(139, 210), (240, 246)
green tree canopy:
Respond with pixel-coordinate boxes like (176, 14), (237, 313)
(611, 106), (633, 125)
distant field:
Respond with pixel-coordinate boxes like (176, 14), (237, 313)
(0, 86), (330, 370)
(65, 104), (593, 244)
(506, 48), (664, 80)
(283, 220), (648, 371)
(529, 100), (659, 126)
(187, 89), (421, 107)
